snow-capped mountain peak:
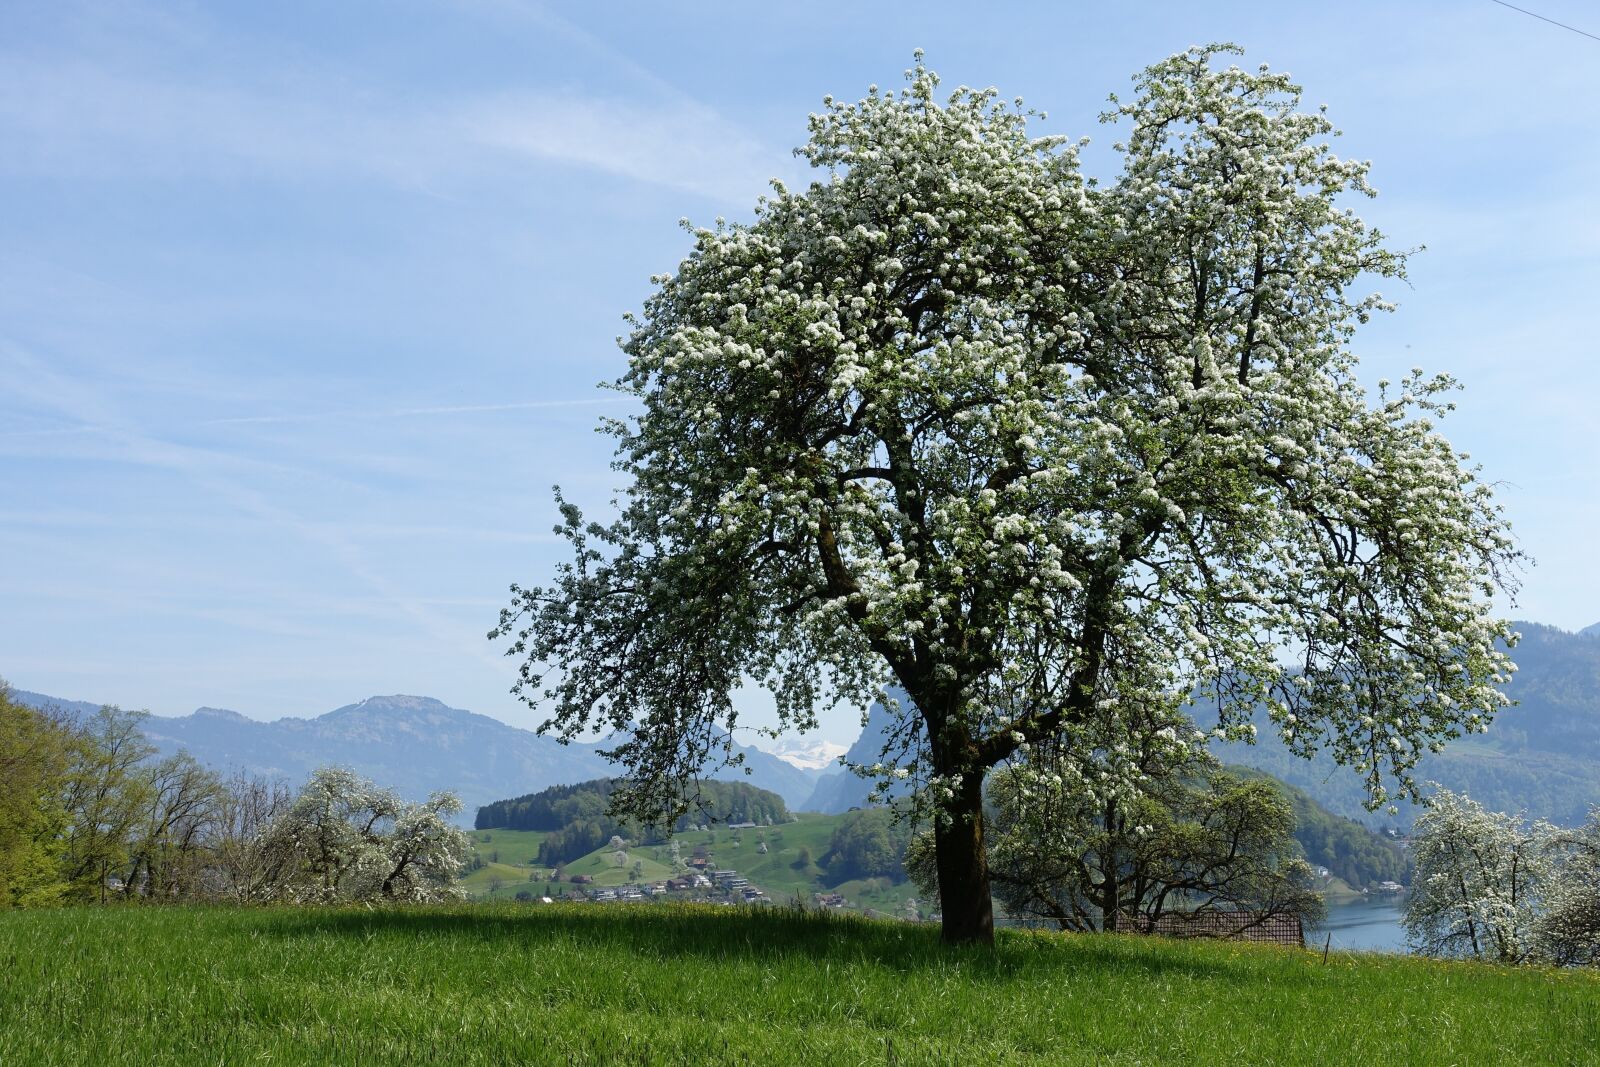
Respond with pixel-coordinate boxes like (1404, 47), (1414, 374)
(757, 736), (849, 771)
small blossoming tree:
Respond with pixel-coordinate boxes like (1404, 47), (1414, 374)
(1404, 788), (1554, 963)
(1407, 791), (1600, 967)
(495, 47), (1519, 945)
(262, 767), (469, 904)
(907, 698), (1324, 934)
(1537, 810), (1600, 967)
(904, 696), (1324, 934)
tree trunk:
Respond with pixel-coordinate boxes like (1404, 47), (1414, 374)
(1100, 801), (1120, 932)
(934, 769), (994, 946)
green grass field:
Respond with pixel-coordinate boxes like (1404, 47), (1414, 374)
(1, 904), (1593, 1065)
(465, 828), (549, 866)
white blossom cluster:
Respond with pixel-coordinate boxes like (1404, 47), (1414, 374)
(260, 767), (469, 905)
(1405, 788), (1600, 966)
(494, 47), (1521, 863)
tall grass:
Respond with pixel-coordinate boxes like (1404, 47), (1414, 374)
(1, 903), (1594, 1065)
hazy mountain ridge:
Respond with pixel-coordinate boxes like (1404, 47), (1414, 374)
(9, 691), (820, 821)
(1212, 620), (1600, 827)
(808, 621), (1600, 829)
(717, 740), (822, 808)
(16, 616), (1596, 827)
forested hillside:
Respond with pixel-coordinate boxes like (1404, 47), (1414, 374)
(1229, 768), (1410, 887)
(476, 778), (789, 866)
(821, 808), (915, 883)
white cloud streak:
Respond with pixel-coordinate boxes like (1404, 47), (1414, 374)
(0, 53), (794, 203)
(0, 396), (630, 442)
(0, 340), (509, 671)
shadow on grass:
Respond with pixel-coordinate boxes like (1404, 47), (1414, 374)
(253, 903), (1279, 987)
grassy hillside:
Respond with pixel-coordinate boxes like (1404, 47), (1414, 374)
(458, 830), (552, 900)
(465, 814), (922, 915)
(467, 774), (1403, 917)
(465, 828), (549, 865)
(1, 906), (1593, 1065)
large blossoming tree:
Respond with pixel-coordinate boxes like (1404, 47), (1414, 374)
(495, 46), (1520, 945)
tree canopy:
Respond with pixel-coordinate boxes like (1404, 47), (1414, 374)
(0, 683), (73, 907)
(825, 807), (914, 884)
(495, 46), (1520, 944)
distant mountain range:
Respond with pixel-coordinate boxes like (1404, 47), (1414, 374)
(1212, 620), (1600, 827)
(806, 620), (1600, 828)
(14, 618), (1599, 829)
(9, 691), (824, 823)
(762, 735), (850, 772)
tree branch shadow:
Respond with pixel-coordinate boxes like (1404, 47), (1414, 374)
(253, 903), (1285, 986)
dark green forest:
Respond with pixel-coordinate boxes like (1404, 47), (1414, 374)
(822, 808), (915, 883)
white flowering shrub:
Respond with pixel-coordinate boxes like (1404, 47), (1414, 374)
(495, 47), (1520, 944)
(1407, 792), (1600, 967)
(261, 767), (468, 904)
(1404, 788), (1553, 963)
(1535, 809), (1600, 966)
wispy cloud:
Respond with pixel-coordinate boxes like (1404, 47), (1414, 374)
(0, 50), (792, 202)
(0, 340), (508, 671)
(463, 92), (787, 202)
(1, 395), (629, 446)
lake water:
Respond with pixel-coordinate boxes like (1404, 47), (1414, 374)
(1310, 895), (1409, 953)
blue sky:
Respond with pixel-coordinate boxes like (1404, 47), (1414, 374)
(3, 1), (1596, 745)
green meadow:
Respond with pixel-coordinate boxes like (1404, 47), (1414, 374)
(463, 815), (923, 915)
(1, 904), (1594, 1065)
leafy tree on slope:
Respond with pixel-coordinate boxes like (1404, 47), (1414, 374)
(0, 682), (73, 907)
(496, 47), (1519, 944)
